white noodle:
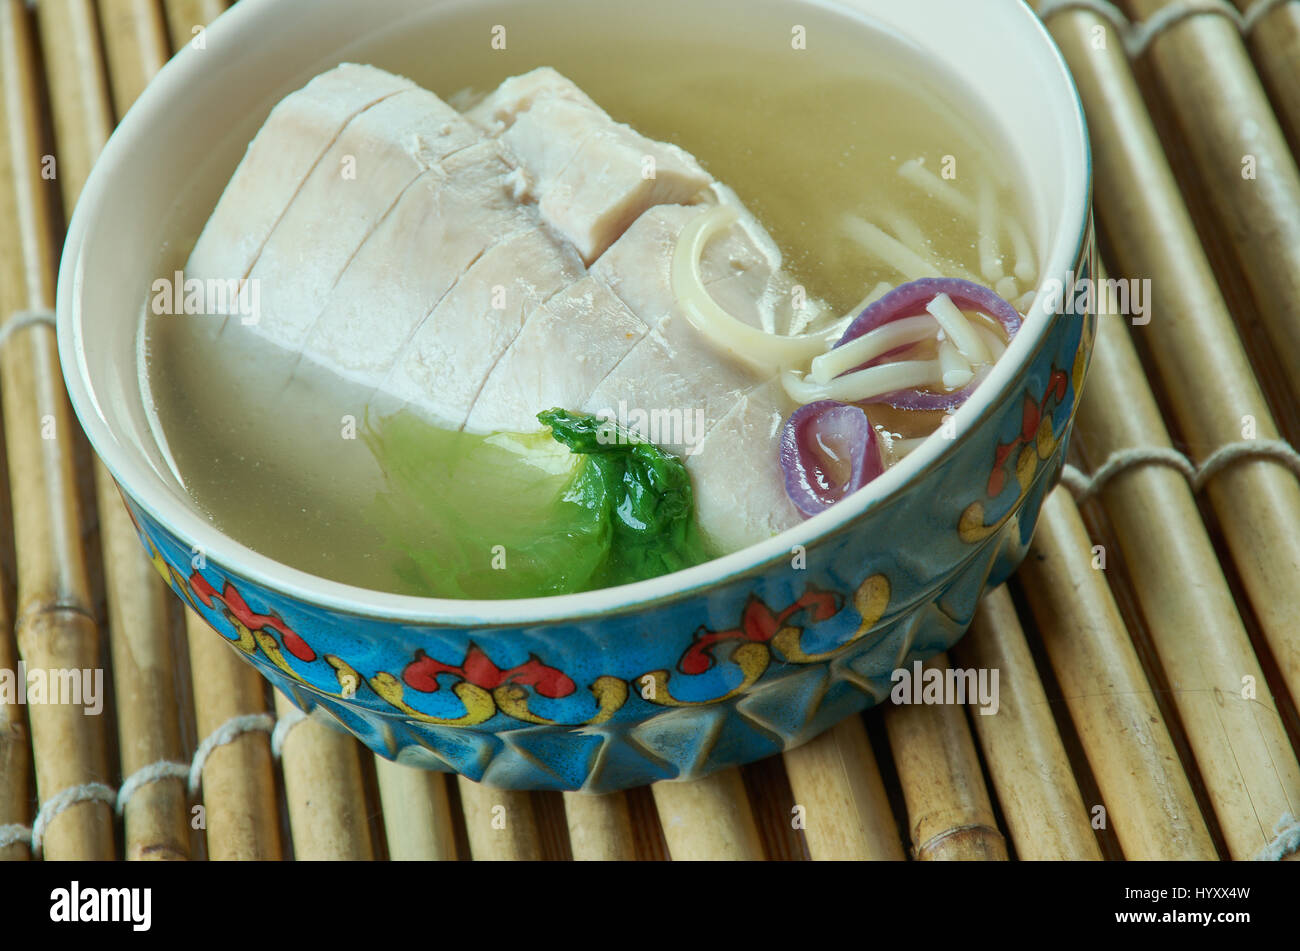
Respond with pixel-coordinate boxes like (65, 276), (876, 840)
(1006, 216), (1038, 284)
(842, 214), (938, 281)
(783, 360), (946, 405)
(842, 214), (978, 283)
(977, 178), (1005, 283)
(938, 339), (975, 389)
(995, 275), (1020, 302)
(975, 323), (1007, 361)
(671, 205), (843, 375)
(926, 293), (990, 365)
(809, 314), (939, 384)
(1014, 290), (1037, 315)
(880, 207), (929, 254)
(900, 159), (1038, 288)
(898, 160), (977, 219)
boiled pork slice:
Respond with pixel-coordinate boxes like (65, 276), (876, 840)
(187, 64), (415, 295)
(686, 378), (799, 554)
(464, 275), (647, 434)
(373, 225), (586, 429)
(295, 141), (540, 389)
(468, 67), (714, 263)
(220, 87), (483, 351)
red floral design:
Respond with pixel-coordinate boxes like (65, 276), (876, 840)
(402, 644), (576, 699)
(987, 369), (1069, 497)
(189, 570), (317, 662)
(678, 588), (840, 676)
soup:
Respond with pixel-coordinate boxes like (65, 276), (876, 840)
(143, 0), (1036, 598)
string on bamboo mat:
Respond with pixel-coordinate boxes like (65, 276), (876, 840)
(0, 309), (56, 347)
(1060, 439), (1300, 502)
(1037, 0), (1296, 55)
(0, 704), (319, 856)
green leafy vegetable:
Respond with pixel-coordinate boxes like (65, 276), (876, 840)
(537, 408), (710, 588)
(362, 408), (709, 599)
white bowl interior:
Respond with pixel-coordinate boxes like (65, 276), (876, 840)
(59, 0), (1088, 624)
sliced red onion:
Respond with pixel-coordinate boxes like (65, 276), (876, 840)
(836, 278), (1022, 411)
(780, 401), (883, 517)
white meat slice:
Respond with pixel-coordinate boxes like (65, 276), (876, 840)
(684, 377), (803, 553)
(229, 88), (482, 351)
(582, 310), (756, 458)
(465, 66), (599, 130)
(295, 140), (531, 390)
(186, 64), (415, 292)
(474, 68), (714, 263)
(376, 226), (586, 428)
(464, 276), (647, 434)
(592, 203), (787, 332)
(540, 129), (713, 264)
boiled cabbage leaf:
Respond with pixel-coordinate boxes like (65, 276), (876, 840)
(362, 408), (708, 598)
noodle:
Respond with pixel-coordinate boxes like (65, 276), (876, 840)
(809, 314), (938, 384)
(671, 205), (841, 374)
(782, 360), (946, 404)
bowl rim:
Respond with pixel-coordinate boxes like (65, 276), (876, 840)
(57, 0), (1093, 628)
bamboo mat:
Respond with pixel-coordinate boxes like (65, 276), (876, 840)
(2, 0), (1300, 861)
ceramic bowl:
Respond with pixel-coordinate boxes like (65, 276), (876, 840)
(58, 0), (1094, 791)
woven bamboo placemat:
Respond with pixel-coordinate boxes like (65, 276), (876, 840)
(2, 0), (1300, 862)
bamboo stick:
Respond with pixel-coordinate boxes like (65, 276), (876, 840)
(185, 608), (281, 860)
(373, 757), (458, 860)
(456, 777), (543, 860)
(1019, 488), (1219, 859)
(1069, 288), (1300, 859)
(951, 587), (1102, 860)
(34, 1), (113, 209)
(0, 0), (116, 861)
(37, 0), (196, 863)
(0, 537), (29, 861)
(96, 0), (170, 115)
(97, 506), (191, 861)
(651, 769), (765, 860)
(161, 0), (227, 55)
(1037, 0), (1300, 780)
(562, 791), (637, 861)
(272, 691), (373, 860)
(883, 654), (1008, 861)
(782, 715), (905, 860)
(1116, 0), (1300, 398)
(1232, 0), (1300, 155)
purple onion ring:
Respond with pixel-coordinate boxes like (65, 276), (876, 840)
(779, 401), (883, 517)
(836, 278), (1022, 412)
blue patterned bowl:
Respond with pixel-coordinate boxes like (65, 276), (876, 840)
(57, 0), (1094, 791)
